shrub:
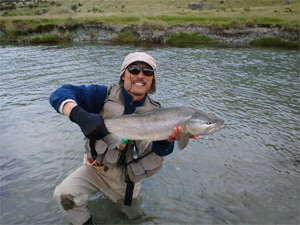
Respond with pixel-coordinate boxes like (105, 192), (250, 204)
(2, 21), (18, 37)
(71, 5), (77, 11)
(2, 11), (10, 16)
(87, 7), (104, 13)
(285, 8), (292, 12)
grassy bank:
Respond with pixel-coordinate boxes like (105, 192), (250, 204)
(250, 37), (299, 48)
(1, 0), (299, 27)
(0, 0), (299, 46)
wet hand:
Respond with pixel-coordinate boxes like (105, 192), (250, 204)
(167, 126), (199, 142)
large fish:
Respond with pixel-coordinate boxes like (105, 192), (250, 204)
(104, 106), (225, 150)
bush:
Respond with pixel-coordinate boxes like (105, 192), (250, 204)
(2, 21), (18, 37)
(87, 7), (104, 13)
(285, 8), (292, 12)
(71, 5), (77, 11)
(0, 3), (16, 11)
(35, 9), (48, 15)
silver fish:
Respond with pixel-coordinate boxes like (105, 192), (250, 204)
(104, 106), (225, 150)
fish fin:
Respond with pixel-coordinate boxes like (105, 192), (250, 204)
(103, 134), (123, 149)
(177, 130), (190, 150)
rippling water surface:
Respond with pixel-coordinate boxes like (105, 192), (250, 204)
(1, 43), (299, 225)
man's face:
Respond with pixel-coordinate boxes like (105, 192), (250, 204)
(121, 62), (154, 101)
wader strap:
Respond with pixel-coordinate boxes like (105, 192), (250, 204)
(123, 149), (154, 206)
(89, 139), (97, 160)
(126, 150), (154, 166)
(124, 176), (134, 206)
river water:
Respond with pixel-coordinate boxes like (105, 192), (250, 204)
(0, 42), (299, 225)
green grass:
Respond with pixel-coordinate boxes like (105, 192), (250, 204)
(250, 37), (300, 48)
(0, 0), (299, 46)
(140, 19), (168, 31)
(110, 31), (139, 43)
(30, 33), (71, 43)
(1, 0), (299, 28)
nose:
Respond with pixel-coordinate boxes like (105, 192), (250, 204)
(136, 70), (145, 77)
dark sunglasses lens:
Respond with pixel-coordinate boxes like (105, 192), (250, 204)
(142, 69), (154, 76)
(128, 68), (140, 75)
(128, 65), (154, 76)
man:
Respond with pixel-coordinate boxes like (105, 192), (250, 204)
(50, 52), (195, 225)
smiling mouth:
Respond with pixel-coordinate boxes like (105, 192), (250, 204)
(133, 80), (146, 86)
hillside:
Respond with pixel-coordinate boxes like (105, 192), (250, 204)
(0, 0), (299, 46)
(1, 0), (299, 27)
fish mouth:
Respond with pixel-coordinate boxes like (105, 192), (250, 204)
(206, 124), (226, 134)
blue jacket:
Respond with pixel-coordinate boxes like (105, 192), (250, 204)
(50, 84), (174, 156)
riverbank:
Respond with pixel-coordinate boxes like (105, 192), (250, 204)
(0, 0), (299, 47)
(72, 23), (299, 43)
(0, 20), (299, 48)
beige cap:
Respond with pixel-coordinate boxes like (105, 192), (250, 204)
(120, 52), (157, 78)
(119, 52), (157, 94)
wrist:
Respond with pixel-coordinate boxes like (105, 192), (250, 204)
(63, 101), (78, 117)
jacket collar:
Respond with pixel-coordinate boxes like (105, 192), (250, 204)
(122, 87), (147, 114)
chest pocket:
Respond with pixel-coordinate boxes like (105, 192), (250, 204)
(125, 144), (164, 183)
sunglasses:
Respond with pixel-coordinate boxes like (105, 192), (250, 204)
(127, 64), (154, 77)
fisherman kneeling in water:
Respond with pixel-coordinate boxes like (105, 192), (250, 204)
(50, 52), (197, 225)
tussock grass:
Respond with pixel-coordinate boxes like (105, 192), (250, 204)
(140, 19), (168, 31)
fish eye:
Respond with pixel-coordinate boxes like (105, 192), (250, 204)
(207, 121), (212, 125)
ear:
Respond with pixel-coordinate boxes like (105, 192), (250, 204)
(121, 73), (125, 81)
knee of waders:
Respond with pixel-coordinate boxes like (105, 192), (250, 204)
(53, 187), (76, 211)
(53, 186), (90, 211)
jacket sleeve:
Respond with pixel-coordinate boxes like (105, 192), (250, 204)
(49, 84), (108, 114)
(152, 141), (174, 156)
